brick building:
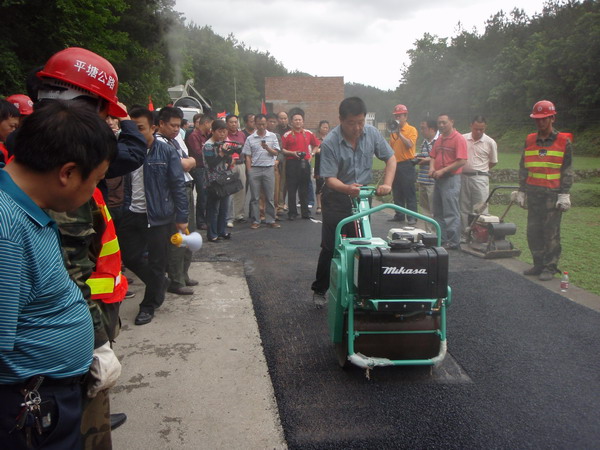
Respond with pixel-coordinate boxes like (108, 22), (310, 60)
(265, 76), (344, 132)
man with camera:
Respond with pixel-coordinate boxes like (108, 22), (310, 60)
(242, 114), (281, 229)
(388, 104), (418, 224)
(281, 109), (319, 220)
(225, 114), (248, 226)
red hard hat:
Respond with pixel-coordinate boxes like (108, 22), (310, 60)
(530, 100), (556, 119)
(393, 104), (408, 115)
(37, 47), (127, 117)
(6, 94), (34, 115)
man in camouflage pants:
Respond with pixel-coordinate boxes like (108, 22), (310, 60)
(36, 47), (146, 449)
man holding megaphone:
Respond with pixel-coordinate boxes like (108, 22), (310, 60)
(119, 107), (189, 326)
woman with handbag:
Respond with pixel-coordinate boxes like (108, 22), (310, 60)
(203, 120), (237, 242)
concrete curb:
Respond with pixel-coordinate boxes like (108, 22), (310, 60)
(110, 261), (287, 449)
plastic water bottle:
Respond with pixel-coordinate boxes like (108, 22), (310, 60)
(560, 271), (569, 292)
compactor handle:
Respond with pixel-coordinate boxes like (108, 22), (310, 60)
(358, 186), (376, 199)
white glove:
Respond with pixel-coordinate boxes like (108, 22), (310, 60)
(511, 191), (527, 209)
(87, 341), (122, 398)
(556, 193), (571, 211)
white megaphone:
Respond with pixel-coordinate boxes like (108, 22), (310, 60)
(170, 231), (203, 252)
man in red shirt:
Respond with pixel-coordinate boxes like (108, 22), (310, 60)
(281, 109), (320, 220)
(429, 113), (467, 249)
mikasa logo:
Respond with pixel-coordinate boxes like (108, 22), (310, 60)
(382, 266), (427, 275)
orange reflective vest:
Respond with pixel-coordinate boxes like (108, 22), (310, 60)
(523, 132), (570, 189)
(85, 189), (128, 303)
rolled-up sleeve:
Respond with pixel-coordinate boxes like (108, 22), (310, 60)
(373, 130), (394, 161)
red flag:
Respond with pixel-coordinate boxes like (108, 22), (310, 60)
(217, 110), (227, 119)
(148, 95), (154, 111)
(261, 99), (267, 115)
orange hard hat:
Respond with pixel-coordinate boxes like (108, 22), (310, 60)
(530, 100), (556, 119)
(6, 94), (34, 115)
(37, 47), (127, 117)
(393, 104), (408, 115)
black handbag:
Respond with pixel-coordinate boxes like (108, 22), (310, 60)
(208, 170), (243, 198)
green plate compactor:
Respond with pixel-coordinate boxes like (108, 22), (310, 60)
(328, 187), (452, 370)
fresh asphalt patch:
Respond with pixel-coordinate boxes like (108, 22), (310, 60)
(197, 210), (600, 449)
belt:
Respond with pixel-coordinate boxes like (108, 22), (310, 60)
(253, 165), (274, 168)
(1, 375), (84, 392)
(462, 171), (489, 176)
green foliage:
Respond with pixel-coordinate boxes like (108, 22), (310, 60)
(398, 1), (600, 129)
(345, 83), (397, 123)
(0, 0), (289, 115)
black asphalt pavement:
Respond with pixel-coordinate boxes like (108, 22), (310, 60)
(198, 209), (600, 449)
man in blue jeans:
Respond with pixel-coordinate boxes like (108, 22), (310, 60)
(429, 113), (467, 250)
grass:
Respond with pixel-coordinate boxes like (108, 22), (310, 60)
(370, 149), (600, 295)
(488, 205), (600, 296)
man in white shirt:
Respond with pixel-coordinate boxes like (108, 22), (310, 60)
(460, 116), (498, 237)
(242, 114), (281, 229)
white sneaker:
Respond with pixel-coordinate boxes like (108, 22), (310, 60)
(227, 221), (234, 228)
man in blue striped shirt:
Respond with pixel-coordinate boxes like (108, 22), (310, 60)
(416, 119), (439, 232)
(0, 100), (116, 448)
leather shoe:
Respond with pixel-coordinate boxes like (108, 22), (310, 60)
(388, 216), (404, 222)
(134, 311), (153, 325)
(313, 291), (327, 309)
(523, 266), (543, 276)
(538, 270), (555, 281)
(167, 286), (194, 295)
(110, 413), (127, 431)
(185, 279), (199, 286)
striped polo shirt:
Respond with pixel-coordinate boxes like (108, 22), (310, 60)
(0, 168), (93, 384)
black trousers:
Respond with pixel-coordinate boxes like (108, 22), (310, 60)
(119, 210), (170, 314)
(527, 190), (562, 273)
(391, 160), (418, 221)
(0, 381), (83, 449)
(311, 187), (356, 294)
(285, 159), (311, 218)
(191, 167), (208, 227)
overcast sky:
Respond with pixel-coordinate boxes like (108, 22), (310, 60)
(175, 0), (548, 91)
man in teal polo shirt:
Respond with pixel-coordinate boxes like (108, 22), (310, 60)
(0, 100), (116, 448)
